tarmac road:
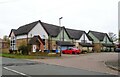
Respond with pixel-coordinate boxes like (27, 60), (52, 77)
(31, 52), (119, 75)
(1, 57), (117, 76)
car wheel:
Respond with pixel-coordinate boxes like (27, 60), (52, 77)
(77, 52), (80, 54)
(62, 52), (65, 54)
(72, 52), (75, 54)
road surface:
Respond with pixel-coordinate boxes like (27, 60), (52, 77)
(1, 57), (115, 76)
(30, 52), (119, 75)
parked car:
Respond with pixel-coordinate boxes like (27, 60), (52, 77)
(62, 47), (81, 54)
(115, 48), (120, 52)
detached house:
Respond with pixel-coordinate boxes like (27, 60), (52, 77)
(9, 21), (47, 53)
(88, 30), (115, 52)
(65, 28), (93, 52)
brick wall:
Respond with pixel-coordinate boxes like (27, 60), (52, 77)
(51, 40), (57, 50)
(45, 40), (49, 50)
(2, 42), (9, 49)
(45, 39), (57, 50)
(16, 38), (28, 48)
(93, 43), (102, 52)
(38, 39), (44, 51)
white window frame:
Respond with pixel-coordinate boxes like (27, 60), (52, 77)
(10, 36), (16, 50)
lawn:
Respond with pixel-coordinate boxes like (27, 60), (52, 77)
(0, 52), (61, 59)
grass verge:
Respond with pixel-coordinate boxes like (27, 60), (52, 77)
(0, 53), (60, 59)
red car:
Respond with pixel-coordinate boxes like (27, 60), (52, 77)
(62, 48), (81, 54)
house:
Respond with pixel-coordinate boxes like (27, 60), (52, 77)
(88, 30), (115, 52)
(64, 28), (93, 52)
(9, 20), (74, 53)
(38, 22), (74, 52)
(9, 20), (56, 53)
(55, 27), (75, 50)
(0, 38), (9, 49)
(0, 38), (9, 53)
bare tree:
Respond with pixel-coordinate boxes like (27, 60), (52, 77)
(3, 35), (8, 41)
(108, 32), (117, 42)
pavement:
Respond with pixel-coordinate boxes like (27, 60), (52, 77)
(1, 57), (111, 76)
(105, 60), (120, 72)
(29, 52), (119, 75)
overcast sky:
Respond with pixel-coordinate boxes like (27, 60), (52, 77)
(0, 0), (119, 38)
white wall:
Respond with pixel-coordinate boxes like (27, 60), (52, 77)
(9, 30), (27, 40)
(28, 22), (48, 39)
(101, 35), (112, 44)
(76, 33), (92, 43)
(16, 35), (27, 39)
(11, 32), (15, 37)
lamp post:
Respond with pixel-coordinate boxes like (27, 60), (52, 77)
(59, 17), (63, 56)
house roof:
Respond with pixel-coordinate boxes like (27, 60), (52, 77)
(29, 35), (44, 45)
(88, 30), (106, 41)
(41, 22), (61, 37)
(86, 34), (93, 41)
(88, 30), (113, 42)
(105, 34), (113, 42)
(10, 20), (62, 37)
(65, 28), (85, 40)
(79, 43), (94, 47)
(102, 43), (115, 47)
(16, 21), (38, 36)
(9, 29), (17, 37)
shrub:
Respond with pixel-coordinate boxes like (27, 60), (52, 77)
(9, 49), (13, 54)
(81, 50), (87, 54)
(18, 45), (28, 55)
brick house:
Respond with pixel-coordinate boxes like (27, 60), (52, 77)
(64, 28), (93, 52)
(9, 20), (48, 53)
(88, 30), (115, 52)
(0, 38), (9, 49)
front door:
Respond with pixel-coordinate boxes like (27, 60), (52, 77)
(33, 45), (36, 52)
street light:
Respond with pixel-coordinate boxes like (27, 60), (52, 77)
(59, 17), (63, 56)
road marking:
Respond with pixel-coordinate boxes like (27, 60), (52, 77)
(3, 67), (30, 76)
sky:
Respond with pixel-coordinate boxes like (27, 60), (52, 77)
(0, 0), (119, 39)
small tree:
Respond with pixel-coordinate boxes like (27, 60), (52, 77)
(3, 35), (10, 47)
(18, 45), (28, 55)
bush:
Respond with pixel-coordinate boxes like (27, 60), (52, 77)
(9, 49), (13, 54)
(9, 49), (17, 54)
(18, 45), (28, 55)
(82, 50), (87, 54)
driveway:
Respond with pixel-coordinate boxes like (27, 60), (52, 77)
(30, 52), (119, 75)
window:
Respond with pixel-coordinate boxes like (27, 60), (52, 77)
(81, 40), (87, 43)
(42, 39), (45, 45)
(10, 36), (16, 50)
